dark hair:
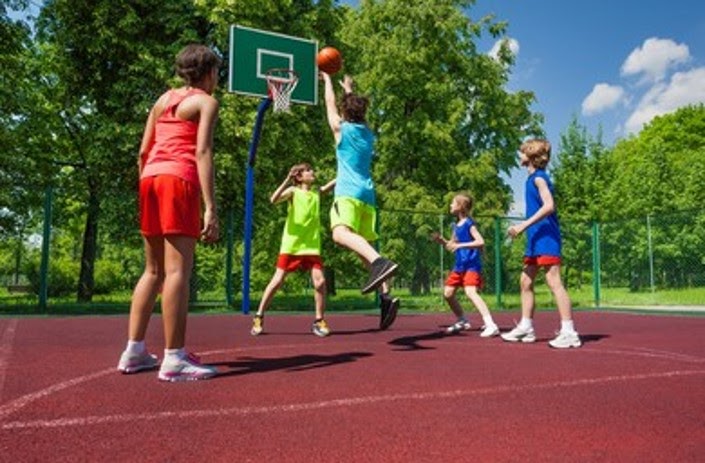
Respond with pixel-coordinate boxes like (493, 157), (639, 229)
(175, 44), (221, 86)
(290, 162), (312, 186)
(341, 93), (369, 123)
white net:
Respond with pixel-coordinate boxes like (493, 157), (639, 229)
(265, 69), (299, 112)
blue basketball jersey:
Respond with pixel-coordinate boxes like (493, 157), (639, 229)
(451, 218), (482, 272)
(524, 169), (561, 257)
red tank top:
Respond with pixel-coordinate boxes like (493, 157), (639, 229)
(141, 88), (205, 186)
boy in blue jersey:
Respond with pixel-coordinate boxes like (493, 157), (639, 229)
(432, 194), (499, 337)
(322, 72), (399, 330)
(501, 139), (581, 348)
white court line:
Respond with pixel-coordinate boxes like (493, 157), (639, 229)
(0, 342), (338, 422)
(2, 369), (704, 430)
(0, 319), (19, 402)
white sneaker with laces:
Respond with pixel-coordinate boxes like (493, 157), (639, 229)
(480, 324), (500, 338)
(445, 320), (471, 334)
(500, 325), (536, 343)
(158, 353), (218, 382)
(548, 331), (582, 349)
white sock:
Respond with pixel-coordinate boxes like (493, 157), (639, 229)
(561, 320), (576, 333)
(164, 348), (186, 362)
(518, 317), (533, 330)
(126, 340), (145, 354)
(482, 315), (496, 327)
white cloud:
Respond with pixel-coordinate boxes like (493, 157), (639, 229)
(621, 37), (690, 82)
(489, 38), (520, 61)
(582, 83), (625, 115)
(624, 67), (705, 133)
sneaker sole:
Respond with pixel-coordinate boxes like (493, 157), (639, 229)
(313, 330), (330, 337)
(480, 329), (500, 338)
(158, 371), (218, 382)
(379, 298), (399, 330)
(548, 341), (582, 349)
(500, 334), (536, 343)
(361, 263), (398, 294)
(118, 364), (159, 374)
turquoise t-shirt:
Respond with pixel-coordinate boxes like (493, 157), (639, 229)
(334, 122), (376, 206)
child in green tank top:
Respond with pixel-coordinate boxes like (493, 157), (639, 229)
(251, 163), (336, 337)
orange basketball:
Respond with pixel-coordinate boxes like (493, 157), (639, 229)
(317, 46), (343, 74)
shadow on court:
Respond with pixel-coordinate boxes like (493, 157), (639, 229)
(388, 330), (448, 351)
(212, 351), (373, 378)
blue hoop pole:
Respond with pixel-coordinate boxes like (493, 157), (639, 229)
(241, 97), (272, 314)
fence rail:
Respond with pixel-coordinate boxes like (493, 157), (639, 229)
(2, 188), (704, 311)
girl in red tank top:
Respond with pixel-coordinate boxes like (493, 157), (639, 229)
(117, 45), (222, 382)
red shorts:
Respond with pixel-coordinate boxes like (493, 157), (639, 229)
(276, 254), (323, 272)
(140, 175), (200, 238)
(445, 271), (483, 288)
(523, 255), (562, 267)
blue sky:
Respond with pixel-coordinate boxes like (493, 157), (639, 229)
(467, 0), (705, 212)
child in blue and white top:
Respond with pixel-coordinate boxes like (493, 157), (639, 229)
(432, 194), (499, 337)
(501, 139), (581, 349)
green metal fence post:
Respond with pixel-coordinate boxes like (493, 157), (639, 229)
(494, 217), (503, 310)
(225, 208), (235, 308)
(39, 186), (53, 311)
(592, 220), (601, 309)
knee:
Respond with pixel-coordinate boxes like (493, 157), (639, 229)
(443, 288), (455, 301)
(312, 276), (326, 291)
(519, 275), (534, 292)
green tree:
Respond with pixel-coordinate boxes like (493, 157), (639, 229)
(552, 117), (607, 289)
(33, 0), (214, 301)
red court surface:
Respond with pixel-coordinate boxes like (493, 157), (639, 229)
(1, 310), (704, 462)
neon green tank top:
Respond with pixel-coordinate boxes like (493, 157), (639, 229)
(279, 188), (321, 255)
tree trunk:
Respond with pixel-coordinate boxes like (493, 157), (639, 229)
(77, 186), (100, 302)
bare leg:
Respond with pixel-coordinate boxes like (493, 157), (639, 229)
(161, 235), (196, 350)
(332, 225), (380, 264)
(310, 267), (326, 320)
(463, 285), (492, 319)
(520, 265), (538, 320)
(443, 286), (464, 319)
(545, 264), (573, 321)
(256, 268), (288, 316)
(127, 236), (165, 341)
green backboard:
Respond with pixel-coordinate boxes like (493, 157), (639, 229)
(228, 25), (318, 105)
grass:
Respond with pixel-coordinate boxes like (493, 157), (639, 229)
(1, 285), (703, 317)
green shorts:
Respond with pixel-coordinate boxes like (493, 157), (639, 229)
(330, 197), (378, 242)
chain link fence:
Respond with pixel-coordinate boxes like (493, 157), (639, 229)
(2, 188), (704, 311)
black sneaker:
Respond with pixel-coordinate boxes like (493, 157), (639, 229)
(379, 294), (400, 330)
(361, 258), (398, 294)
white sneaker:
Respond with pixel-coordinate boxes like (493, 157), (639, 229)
(480, 324), (500, 338)
(158, 353), (218, 382)
(548, 331), (582, 349)
(500, 325), (536, 343)
(445, 320), (471, 334)
(117, 350), (159, 374)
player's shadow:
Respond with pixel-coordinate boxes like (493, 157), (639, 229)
(388, 330), (449, 351)
(329, 327), (383, 336)
(579, 334), (610, 344)
(212, 351), (373, 378)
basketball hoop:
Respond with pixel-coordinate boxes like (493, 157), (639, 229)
(265, 68), (299, 112)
